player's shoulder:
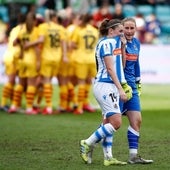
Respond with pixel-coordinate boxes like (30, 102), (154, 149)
(133, 37), (140, 46)
(98, 37), (116, 48)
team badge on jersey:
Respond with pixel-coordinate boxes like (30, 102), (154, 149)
(104, 43), (110, 53)
(114, 103), (118, 109)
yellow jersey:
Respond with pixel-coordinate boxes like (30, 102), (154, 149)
(71, 24), (99, 64)
(18, 25), (39, 64)
(3, 24), (23, 63)
(38, 21), (66, 62)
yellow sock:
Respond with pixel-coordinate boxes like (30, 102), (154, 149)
(84, 84), (91, 105)
(59, 85), (68, 110)
(11, 84), (24, 108)
(26, 86), (36, 109)
(43, 84), (52, 108)
(35, 87), (43, 107)
(67, 82), (75, 108)
(1, 83), (14, 107)
(77, 84), (85, 111)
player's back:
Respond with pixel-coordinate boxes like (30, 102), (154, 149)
(72, 24), (99, 63)
(38, 21), (66, 62)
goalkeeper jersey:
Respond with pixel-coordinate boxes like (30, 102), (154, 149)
(124, 37), (141, 89)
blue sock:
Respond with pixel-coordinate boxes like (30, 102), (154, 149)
(127, 126), (139, 152)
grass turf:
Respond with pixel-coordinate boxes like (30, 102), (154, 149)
(0, 84), (170, 170)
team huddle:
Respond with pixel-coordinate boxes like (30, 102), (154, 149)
(0, 10), (99, 115)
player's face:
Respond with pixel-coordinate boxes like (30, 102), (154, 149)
(110, 24), (124, 37)
(117, 24), (124, 35)
(123, 21), (136, 41)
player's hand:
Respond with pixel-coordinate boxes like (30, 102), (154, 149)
(121, 83), (132, 100)
(136, 82), (141, 96)
(119, 88), (128, 102)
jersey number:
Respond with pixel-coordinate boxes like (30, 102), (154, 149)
(49, 33), (60, 48)
(83, 35), (96, 50)
(109, 93), (117, 102)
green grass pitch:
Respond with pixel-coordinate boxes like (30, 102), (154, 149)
(0, 84), (170, 170)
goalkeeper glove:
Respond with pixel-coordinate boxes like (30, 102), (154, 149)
(121, 83), (132, 100)
(136, 82), (141, 96)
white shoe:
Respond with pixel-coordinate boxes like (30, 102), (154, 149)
(128, 155), (153, 164)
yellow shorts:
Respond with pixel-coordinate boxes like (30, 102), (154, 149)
(40, 59), (60, 77)
(74, 62), (97, 80)
(58, 60), (69, 77)
(4, 61), (16, 75)
(18, 60), (38, 78)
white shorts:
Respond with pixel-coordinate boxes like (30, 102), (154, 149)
(93, 82), (121, 119)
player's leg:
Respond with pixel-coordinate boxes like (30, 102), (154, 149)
(25, 63), (39, 114)
(83, 63), (96, 113)
(1, 62), (16, 111)
(125, 94), (153, 164)
(73, 63), (86, 114)
(57, 61), (69, 112)
(8, 77), (26, 113)
(40, 61), (55, 115)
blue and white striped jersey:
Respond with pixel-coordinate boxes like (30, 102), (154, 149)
(95, 36), (126, 84)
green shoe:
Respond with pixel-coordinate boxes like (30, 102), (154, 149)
(80, 140), (89, 163)
(104, 158), (127, 166)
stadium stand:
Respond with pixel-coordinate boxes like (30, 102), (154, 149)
(0, 5), (9, 23)
(123, 4), (137, 17)
(0, 3), (170, 44)
(136, 5), (154, 18)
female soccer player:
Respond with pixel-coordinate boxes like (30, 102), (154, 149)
(80, 19), (129, 166)
(1, 14), (26, 112)
(9, 12), (40, 114)
(121, 17), (153, 164)
(70, 13), (99, 114)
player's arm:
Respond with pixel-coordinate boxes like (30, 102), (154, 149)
(23, 35), (44, 49)
(61, 39), (69, 63)
(104, 55), (128, 102)
(70, 27), (79, 49)
(102, 40), (127, 102)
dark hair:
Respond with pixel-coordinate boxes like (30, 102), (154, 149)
(79, 13), (92, 26)
(99, 19), (121, 36)
(17, 13), (26, 24)
(26, 12), (36, 33)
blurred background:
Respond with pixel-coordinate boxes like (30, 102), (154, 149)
(0, 0), (170, 84)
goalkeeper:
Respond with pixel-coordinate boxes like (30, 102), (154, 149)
(120, 18), (153, 164)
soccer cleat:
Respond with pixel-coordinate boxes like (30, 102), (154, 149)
(55, 107), (67, 114)
(26, 108), (38, 115)
(87, 145), (95, 164)
(73, 109), (83, 115)
(8, 106), (17, 113)
(83, 104), (96, 113)
(128, 155), (153, 164)
(32, 105), (41, 113)
(104, 158), (127, 166)
(80, 140), (90, 163)
(0, 105), (9, 112)
(41, 108), (53, 115)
